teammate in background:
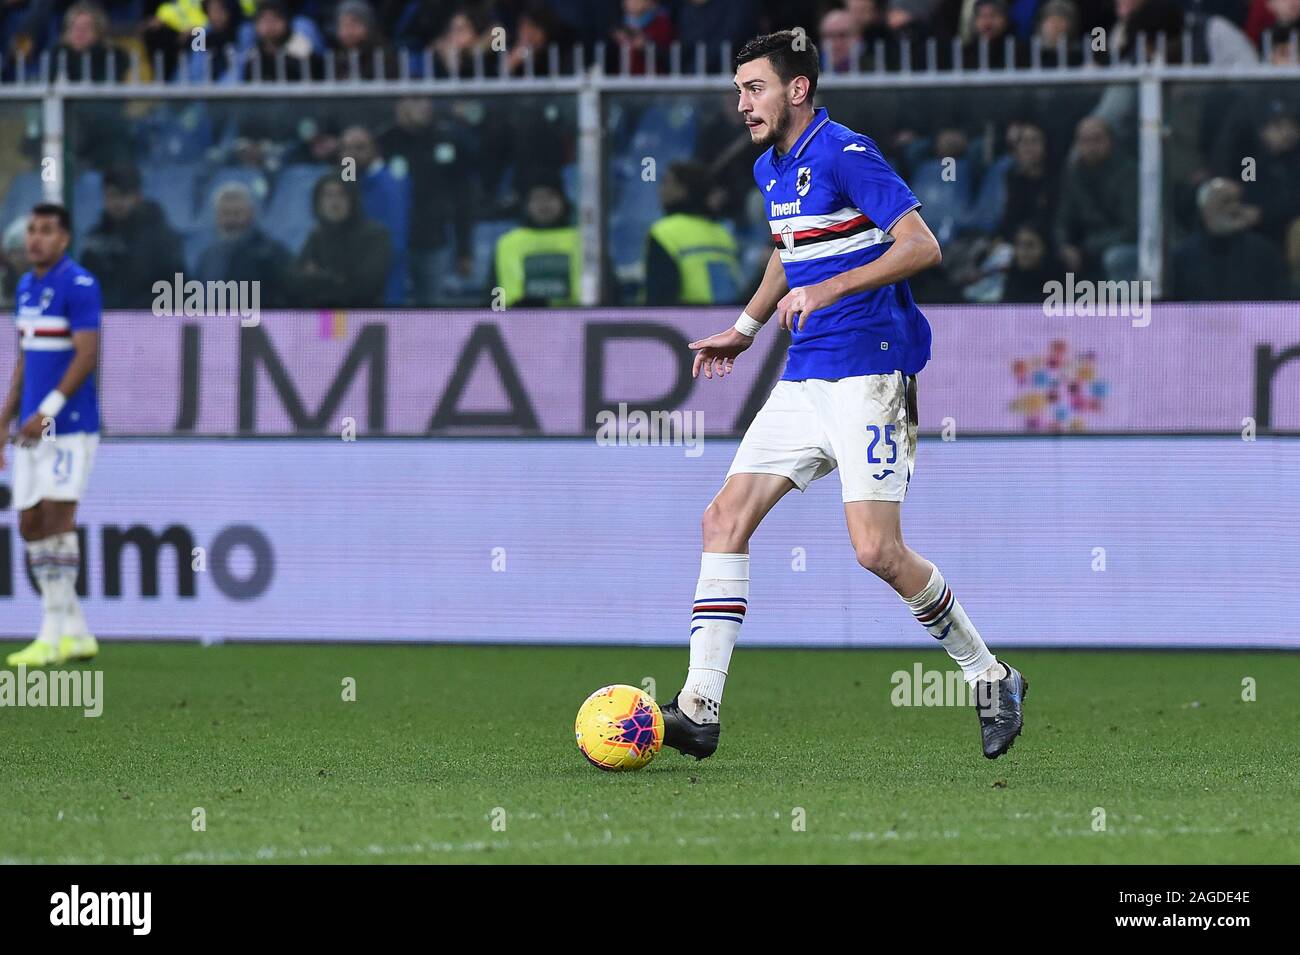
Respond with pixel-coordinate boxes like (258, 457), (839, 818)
(0, 203), (102, 667)
(661, 32), (1027, 760)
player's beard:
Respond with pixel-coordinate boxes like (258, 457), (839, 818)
(752, 101), (791, 148)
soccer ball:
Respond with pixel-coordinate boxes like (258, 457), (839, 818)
(575, 684), (664, 771)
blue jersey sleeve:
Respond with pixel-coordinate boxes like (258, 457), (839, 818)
(65, 274), (102, 333)
(832, 137), (922, 234)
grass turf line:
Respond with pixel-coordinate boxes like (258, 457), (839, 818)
(0, 644), (1295, 864)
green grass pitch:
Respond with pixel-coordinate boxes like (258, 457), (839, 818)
(1, 643), (1296, 864)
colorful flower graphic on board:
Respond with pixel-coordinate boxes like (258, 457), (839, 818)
(1010, 340), (1108, 432)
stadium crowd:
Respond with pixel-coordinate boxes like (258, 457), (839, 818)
(0, 1), (1296, 307)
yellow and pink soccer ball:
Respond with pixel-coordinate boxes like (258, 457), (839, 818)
(575, 684), (664, 771)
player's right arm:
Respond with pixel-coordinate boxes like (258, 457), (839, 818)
(689, 248), (786, 380)
(0, 348), (23, 471)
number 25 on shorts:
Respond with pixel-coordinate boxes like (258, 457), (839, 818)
(866, 424), (897, 465)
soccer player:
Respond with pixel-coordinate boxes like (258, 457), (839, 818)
(0, 203), (101, 667)
(661, 32), (1027, 760)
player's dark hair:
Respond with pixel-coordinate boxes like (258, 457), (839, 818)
(735, 31), (820, 99)
(30, 202), (71, 233)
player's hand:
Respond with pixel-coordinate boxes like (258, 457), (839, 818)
(776, 282), (836, 332)
(18, 413), (45, 446)
(688, 327), (753, 380)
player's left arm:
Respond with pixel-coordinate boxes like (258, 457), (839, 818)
(57, 274), (103, 403)
(53, 329), (100, 402)
(776, 211), (940, 331)
(821, 210), (941, 299)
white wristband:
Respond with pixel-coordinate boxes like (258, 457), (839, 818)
(734, 312), (764, 337)
(38, 390), (66, 418)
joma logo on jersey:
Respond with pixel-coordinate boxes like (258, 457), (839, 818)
(770, 198), (802, 217)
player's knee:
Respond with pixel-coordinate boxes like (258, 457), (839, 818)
(18, 509), (44, 542)
(854, 537), (902, 578)
(701, 500), (746, 550)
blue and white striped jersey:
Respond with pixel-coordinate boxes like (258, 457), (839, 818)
(755, 107), (932, 381)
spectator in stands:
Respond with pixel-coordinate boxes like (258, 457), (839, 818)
(194, 182), (291, 306)
(1036, 0), (1085, 65)
(904, 125), (981, 248)
(55, 1), (128, 81)
(644, 160), (741, 306)
(678, 0), (759, 73)
(331, 0), (399, 79)
(846, 0), (896, 68)
(1241, 100), (1300, 247)
(1056, 116), (1138, 281)
(820, 7), (863, 73)
(1268, 0), (1300, 34)
(962, 0), (1029, 68)
(146, 0), (209, 80)
(185, 0), (244, 82)
(429, 7), (496, 78)
(379, 96), (476, 305)
(290, 176), (391, 307)
(1, 216), (28, 310)
(611, 0), (675, 74)
(997, 120), (1059, 240)
(504, 2), (575, 76)
(1107, 0), (1139, 57)
(1170, 177), (1288, 299)
(492, 183), (581, 306)
(1001, 223), (1066, 302)
(339, 125), (409, 305)
(242, 0), (324, 80)
(81, 164), (186, 308)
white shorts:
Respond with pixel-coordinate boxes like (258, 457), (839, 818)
(11, 432), (99, 512)
(726, 373), (918, 503)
